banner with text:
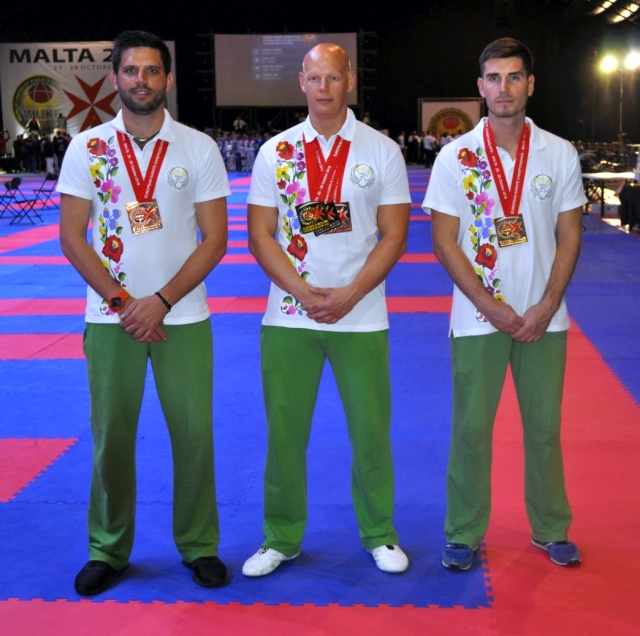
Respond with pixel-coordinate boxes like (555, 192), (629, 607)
(0, 41), (177, 138)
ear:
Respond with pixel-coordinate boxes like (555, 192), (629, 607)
(347, 69), (356, 93)
(165, 71), (174, 92)
(477, 77), (485, 98)
(527, 74), (535, 97)
(299, 71), (307, 94)
(110, 70), (118, 91)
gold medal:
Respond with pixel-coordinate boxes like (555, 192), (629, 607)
(126, 199), (163, 234)
(494, 214), (528, 247)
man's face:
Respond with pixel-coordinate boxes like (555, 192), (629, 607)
(478, 57), (534, 120)
(299, 50), (355, 121)
(110, 47), (173, 116)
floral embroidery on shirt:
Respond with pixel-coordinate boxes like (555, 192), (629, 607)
(458, 146), (504, 322)
(88, 136), (127, 315)
(276, 140), (310, 316)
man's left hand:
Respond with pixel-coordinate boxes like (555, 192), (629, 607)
(303, 286), (357, 324)
(511, 299), (554, 343)
(119, 295), (169, 343)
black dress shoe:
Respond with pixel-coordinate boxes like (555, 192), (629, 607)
(182, 556), (228, 588)
(74, 560), (123, 596)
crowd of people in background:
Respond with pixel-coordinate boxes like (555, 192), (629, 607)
(0, 113), (71, 174)
(397, 129), (465, 167)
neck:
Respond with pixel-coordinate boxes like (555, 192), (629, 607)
(488, 112), (526, 159)
(122, 107), (165, 142)
(309, 109), (348, 139)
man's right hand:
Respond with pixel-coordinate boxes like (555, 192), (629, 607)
(118, 295), (168, 343)
(480, 297), (525, 335)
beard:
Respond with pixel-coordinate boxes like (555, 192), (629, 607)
(118, 84), (166, 115)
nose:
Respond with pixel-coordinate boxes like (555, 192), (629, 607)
(499, 78), (509, 93)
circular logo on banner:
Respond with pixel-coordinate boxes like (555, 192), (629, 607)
(166, 166), (189, 190)
(349, 163), (376, 189)
(529, 172), (554, 201)
(428, 108), (474, 137)
(12, 75), (61, 134)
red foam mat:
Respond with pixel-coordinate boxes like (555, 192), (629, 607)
(0, 334), (84, 359)
(0, 438), (77, 502)
(0, 600), (495, 636)
(0, 224), (60, 254)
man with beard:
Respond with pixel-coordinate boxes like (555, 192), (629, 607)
(423, 38), (585, 572)
(58, 31), (230, 595)
(243, 43), (411, 577)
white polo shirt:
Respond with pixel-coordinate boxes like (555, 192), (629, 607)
(423, 117), (587, 337)
(248, 109), (411, 332)
(58, 109), (230, 325)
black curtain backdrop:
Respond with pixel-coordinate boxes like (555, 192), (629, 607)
(1, 0), (639, 143)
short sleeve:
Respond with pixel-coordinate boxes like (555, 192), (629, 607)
(558, 145), (588, 212)
(422, 147), (461, 217)
(378, 144), (411, 205)
(194, 140), (231, 203)
(246, 145), (277, 207)
(56, 135), (93, 200)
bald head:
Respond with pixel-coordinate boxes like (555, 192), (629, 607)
(302, 43), (351, 74)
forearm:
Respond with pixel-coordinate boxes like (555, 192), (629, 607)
(158, 236), (227, 307)
(60, 226), (123, 301)
(538, 230), (581, 315)
(249, 234), (318, 304)
(343, 229), (407, 306)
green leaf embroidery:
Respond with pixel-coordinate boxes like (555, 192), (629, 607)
(118, 272), (126, 281)
(115, 226), (123, 236)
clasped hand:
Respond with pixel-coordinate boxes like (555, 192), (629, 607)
(118, 295), (168, 343)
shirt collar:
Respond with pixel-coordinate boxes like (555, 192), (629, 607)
(473, 116), (546, 154)
(111, 108), (176, 143)
(302, 108), (356, 144)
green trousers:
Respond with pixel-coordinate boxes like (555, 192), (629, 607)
(84, 320), (220, 570)
(260, 326), (399, 556)
(445, 330), (573, 547)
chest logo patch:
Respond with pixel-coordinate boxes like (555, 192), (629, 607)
(166, 166), (189, 191)
(349, 163), (376, 189)
(529, 172), (554, 201)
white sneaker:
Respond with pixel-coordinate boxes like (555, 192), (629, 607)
(242, 546), (300, 577)
(368, 544), (409, 573)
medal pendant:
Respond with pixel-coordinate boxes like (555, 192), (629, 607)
(494, 214), (528, 247)
(126, 199), (163, 235)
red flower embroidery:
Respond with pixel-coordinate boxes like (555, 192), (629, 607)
(458, 148), (479, 168)
(277, 179), (287, 190)
(276, 141), (295, 160)
(287, 234), (308, 261)
(93, 178), (102, 188)
(88, 138), (108, 156)
(466, 191), (474, 200)
(102, 235), (124, 263)
(475, 243), (497, 269)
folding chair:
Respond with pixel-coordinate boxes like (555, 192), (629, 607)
(32, 172), (58, 209)
(5, 177), (42, 225)
(0, 177), (24, 220)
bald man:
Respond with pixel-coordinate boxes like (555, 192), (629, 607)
(243, 44), (411, 577)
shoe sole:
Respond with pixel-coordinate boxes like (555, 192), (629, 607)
(531, 540), (581, 567)
(441, 559), (472, 571)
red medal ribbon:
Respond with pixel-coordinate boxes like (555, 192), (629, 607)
(303, 135), (351, 203)
(483, 122), (530, 217)
(116, 131), (169, 202)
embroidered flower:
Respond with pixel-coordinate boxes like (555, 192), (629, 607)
(107, 148), (117, 157)
(101, 179), (122, 204)
(276, 166), (289, 180)
(286, 181), (307, 206)
(88, 138), (108, 156)
(102, 235), (123, 263)
(297, 160), (306, 170)
(475, 243), (497, 270)
(458, 148), (479, 168)
(287, 234), (308, 261)
(276, 141), (295, 160)
(277, 179), (287, 190)
(109, 157), (118, 167)
(93, 178), (102, 188)
(463, 174), (475, 191)
(90, 163), (102, 179)
(474, 191), (495, 215)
